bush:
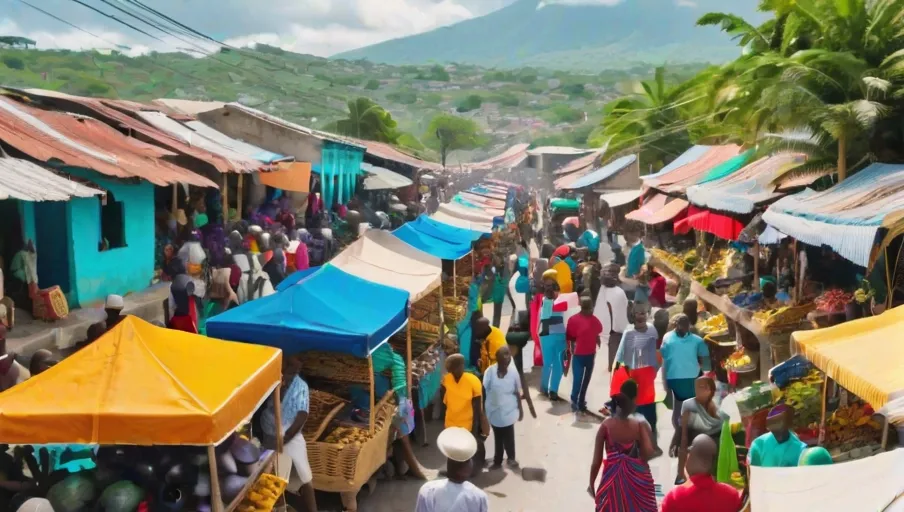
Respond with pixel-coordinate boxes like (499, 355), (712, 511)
(2, 56), (25, 70)
(364, 79), (380, 90)
(387, 90), (417, 105)
(456, 94), (483, 112)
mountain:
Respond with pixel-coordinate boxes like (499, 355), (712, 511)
(335, 0), (763, 71)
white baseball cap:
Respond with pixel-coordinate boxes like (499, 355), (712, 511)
(105, 294), (124, 310)
(437, 427), (478, 462)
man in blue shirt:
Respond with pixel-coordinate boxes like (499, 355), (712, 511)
(625, 232), (646, 279)
(578, 229), (601, 261)
(660, 314), (710, 430)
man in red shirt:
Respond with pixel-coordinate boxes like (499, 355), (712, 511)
(661, 434), (743, 512)
(648, 265), (668, 308)
(565, 296), (603, 413)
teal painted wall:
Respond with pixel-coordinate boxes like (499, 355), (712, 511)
(64, 169), (155, 307)
(17, 202), (36, 244)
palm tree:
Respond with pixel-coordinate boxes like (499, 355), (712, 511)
(334, 97), (400, 143)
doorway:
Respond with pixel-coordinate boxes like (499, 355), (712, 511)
(34, 201), (72, 294)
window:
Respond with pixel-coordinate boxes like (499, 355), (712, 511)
(99, 192), (126, 251)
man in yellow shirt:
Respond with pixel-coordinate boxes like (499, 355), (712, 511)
(474, 317), (507, 373)
(441, 354), (485, 475)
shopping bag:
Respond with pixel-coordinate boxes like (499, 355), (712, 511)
(717, 419), (741, 488)
(609, 366), (632, 397)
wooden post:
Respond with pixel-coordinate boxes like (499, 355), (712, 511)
(274, 384), (284, 455)
(171, 184), (178, 214)
(881, 421), (890, 451)
(208, 445), (223, 512)
(753, 241), (760, 291)
(406, 321), (413, 398)
(453, 263), (458, 299)
(236, 174), (244, 222)
(221, 174), (229, 223)
(818, 375), (830, 445)
(792, 239), (799, 305)
(368, 356), (376, 435)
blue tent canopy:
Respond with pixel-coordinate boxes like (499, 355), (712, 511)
(563, 154), (638, 190)
(412, 215), (483, 243)
(206, 265), (408, 357)
(276, 266), (321, 292)
(393, 224), (471, 260)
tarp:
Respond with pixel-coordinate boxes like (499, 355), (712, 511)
(558, 154), (637, 190)
(792, 306), (904, 410)
(431, 211), (493, 233)
(673, 206), (746, 240)
(276, 265), (321, 292)
(392, 215), (480, 260)
(330, 229), (442, 301)
(750, 448), (904, 512)
(438, 202), (498, 223)
(599, 189), (642, 208)
(0, 316), (281, 445)
(207, 265), (408, 357)
(763, 163), (904, 268)
(362, 162), (413, 190)
(258, 161), (312, 193)
(643, 145), (710, 180)
(644, 145), (745, 194)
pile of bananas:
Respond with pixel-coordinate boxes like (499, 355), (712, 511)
(323, 426), (375, 449)
(826, 402), (882, 448)
(753, 307), (788, 323)
(650, 248), (687, 276)
(697, 314), (727, 335)
(238, 473), (287, 512)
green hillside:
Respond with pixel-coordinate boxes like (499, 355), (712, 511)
(0, 44), (705, 159)
(335, 0), (762, 71)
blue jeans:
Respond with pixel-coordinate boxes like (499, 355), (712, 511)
(540, 335), (566, 394)
(570, 353), (595, 411)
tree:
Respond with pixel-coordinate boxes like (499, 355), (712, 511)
(456, 94), (483, 112)
(424, 114), (487, 167)
(334, 98), (400, 143)
(2, 56), (25, 70)
(364, 79), (380, 90)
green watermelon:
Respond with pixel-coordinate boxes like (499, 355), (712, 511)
(46, 474), (96, 512)
(99, 480), (144, 512)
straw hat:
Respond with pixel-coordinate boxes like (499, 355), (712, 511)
(437, 427), (477, 462)
(17, 498), (53, 512)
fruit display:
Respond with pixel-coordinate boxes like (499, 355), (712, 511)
(297, 351), (371, 384)
(691, 249), (731, 287)
(814, 289), (853, 313)
(443, 296), (468, 325)
(723, 349), (753, 371)
(697, 314), (727, 335)
(322, 426), (377, 447)
(775, 370), (823, 429)
(649, 248), (689, 277)
(753, 303), (816, 330)
(411, 291), (442, 325)
(237, 473), (287, 512)
(824, 402), (883, 449)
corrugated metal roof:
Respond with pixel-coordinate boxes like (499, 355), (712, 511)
(527, 146), (594, 156)
(686, 152), (809, 214)
(17, 89), (240, 174)
(559, 154), (637, 190)
(0, 97), (217, 187)
(643, 145), (710, 179)
(625, 193), (689, 225)
(357, 139), (442, 171)
(763, 163), (904, 267)
(553, 150), (602, 175)
(225, 103), (365, 149)
(599, 189), (642, 208)
(362, 163), (413, 190)
(185, 121), (288, 163)
(0, 156), (101, 201)
(136, 111), (263, 172)
(464, 144), (529, 171)
(152, 98), (225, 116)
(643, 145), (743, 193)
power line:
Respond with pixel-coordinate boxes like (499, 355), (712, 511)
(66, 0), (166, 43)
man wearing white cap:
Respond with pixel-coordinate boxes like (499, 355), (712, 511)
(415, 427), (488, 512)
(104, 294), (125, 331)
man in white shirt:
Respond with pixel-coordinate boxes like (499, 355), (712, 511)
(593, 263), (629, 372)
(416, 427), (489, 512)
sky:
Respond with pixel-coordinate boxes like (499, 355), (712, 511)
(0, 0), (679, 57)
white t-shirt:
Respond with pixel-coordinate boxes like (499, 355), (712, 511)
(594, 285), (629, 334)
(416, 479), (489, 512)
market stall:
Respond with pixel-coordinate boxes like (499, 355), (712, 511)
(207, 266), (408, 511)
(0, 315), (284, 512)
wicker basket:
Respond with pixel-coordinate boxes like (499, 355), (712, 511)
(307, 393), (396, 493)
(297, 352), (371, 384)
(303, 390), (348, 442)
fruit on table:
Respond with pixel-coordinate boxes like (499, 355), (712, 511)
(323, 426), (375, 447)
(239, 473), (288, 512)
(814, 289), (853, 312)
(724, 350), (752, 370)
(698, 314), (726, 335)
(825, 401), (883, 448)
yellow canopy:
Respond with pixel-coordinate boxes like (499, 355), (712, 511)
(0, 316), (282, 445)
(792, 306), (904, 409)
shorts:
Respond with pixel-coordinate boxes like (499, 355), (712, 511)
(282, 435), (313, 485)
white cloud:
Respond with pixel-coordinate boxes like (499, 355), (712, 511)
(538, 0), (624, 7)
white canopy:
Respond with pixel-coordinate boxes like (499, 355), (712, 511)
(598, 189), (642, 208)
(330, 229), (441, 301)
(361, 163), (413, 190)
(438, 202), (498, 223)
(430, 211), (493, 234)
(750, 448), (904, 511)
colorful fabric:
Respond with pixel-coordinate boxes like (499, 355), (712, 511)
(442, 372), (482, 430)
(261, 376), (310, 437)
(595, 425), (657, 512)
(748, 431), (806, 468)
(551, 260), (574, 293)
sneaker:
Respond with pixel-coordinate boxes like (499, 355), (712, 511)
(506, 460), (520, 469)
(489, 462), (503, 471)
(549, 392), (561, 402)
